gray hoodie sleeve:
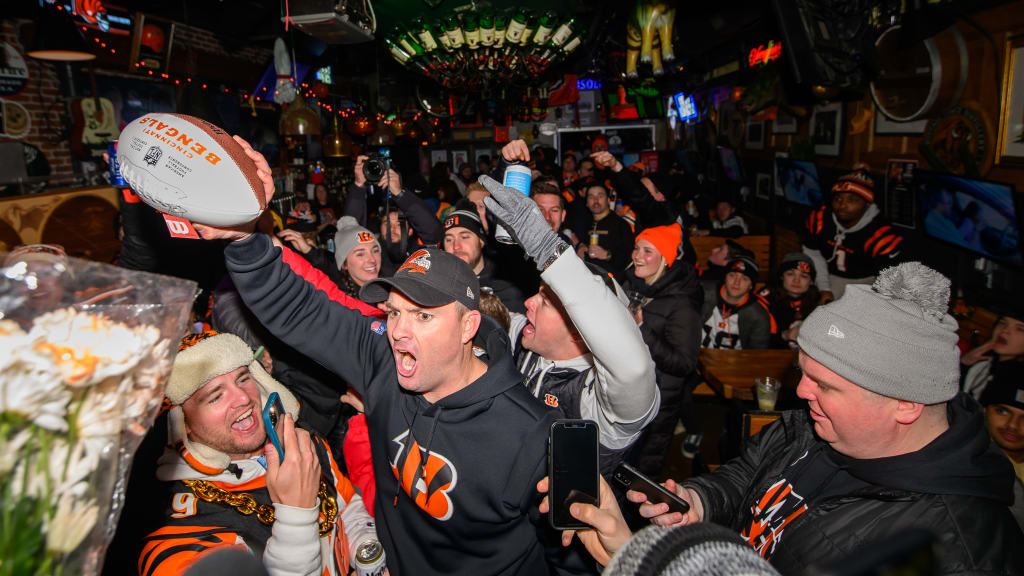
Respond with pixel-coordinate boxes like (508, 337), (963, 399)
(541, 250), (659, 447)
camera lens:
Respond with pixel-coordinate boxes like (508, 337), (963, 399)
(363, 157), (387, 183)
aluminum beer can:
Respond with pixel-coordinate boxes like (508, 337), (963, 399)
(495, 164), (532, 244)
(355, 540), (386, 576)
(589, 232), (599, 246)
(108, 142), (126, 186)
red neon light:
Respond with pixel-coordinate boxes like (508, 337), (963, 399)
(748, 41), (782, 67)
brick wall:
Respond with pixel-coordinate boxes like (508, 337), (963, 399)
(172, 23), (272, 64)
(1, 19), (76, 187)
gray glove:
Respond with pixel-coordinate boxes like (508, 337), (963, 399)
(478, 175), (568, 271)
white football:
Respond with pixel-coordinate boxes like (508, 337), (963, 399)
(117, 113), (266, 227)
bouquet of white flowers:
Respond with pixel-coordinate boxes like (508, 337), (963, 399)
(0, 252), (196, 575)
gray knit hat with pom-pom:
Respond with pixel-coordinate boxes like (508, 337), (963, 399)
(797, 262), (960, 404)
(603, 522), (780, 576)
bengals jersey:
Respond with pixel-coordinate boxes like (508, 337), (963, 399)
(138, 436), (360, 576)
(804, 206), (908, 279)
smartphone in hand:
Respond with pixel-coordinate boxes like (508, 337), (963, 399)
(262, 392), (286, 462)
(548, 419), (600, 530)
(612, 463), (690, 516)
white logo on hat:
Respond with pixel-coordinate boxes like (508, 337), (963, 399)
(827, 324), (845, 339)
(466, 287), (474, 299)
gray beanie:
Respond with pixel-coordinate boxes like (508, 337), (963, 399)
(333, 216), (379, 270)
(797, 262), (960, 404)
(603, 523), (780, 576)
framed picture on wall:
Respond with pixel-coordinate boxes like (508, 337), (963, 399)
(874, 110), (927, 135)
(811, 102), (843, 156)
(755, 173), (772, 200)
(772, 110), (798, 134)
(452, 150), (469, 170)
(997, 34), (1024, 166)
(130, 13), (175, 74)
(746, 119), (765, 150)
(430, 150), (448, 167)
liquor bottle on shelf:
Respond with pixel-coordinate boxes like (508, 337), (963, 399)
(550, 17), (575, 46)
(445, 15), (465, 49)
(532, 11), (557, 45)
(494, 10), (508, 47)
(479, 9), (495, 47)
(561, 29), (585, 57)
(402, 28), (426, 56)
(385, 37), (411, 64)
(416, 18), (439, 52)
(435, 19), (453, 51)
(464, 11), (480, 49)
(519, 11), (536, 45)
(505, 8), (527, 44)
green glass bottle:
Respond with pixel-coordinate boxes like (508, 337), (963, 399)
(479, 9), (495, 47)
(505, 8), (527, 43)
(561, 29), (584, 55)
(494, 11), (508, 47)
(416, 18), (439, 53)
(463, 11), (480, 49)
(550, 17), (575, 46)
(532, 11), (557, 45)
(519, 11), (536, 45)
(392, 26), (417, 56)
(384, 37), (410, 65)
(403, 28), (425, 56)
(434, 19), (453, 51)
(445, 15), (465, 49)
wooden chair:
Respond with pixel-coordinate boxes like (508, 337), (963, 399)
(690, 235), (772, 282)
(741, 411), (781, 440)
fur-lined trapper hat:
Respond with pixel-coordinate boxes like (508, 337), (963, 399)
(167, 331), (299, 474)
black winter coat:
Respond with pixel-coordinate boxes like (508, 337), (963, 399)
(623, 260), (703, 477)
(686, 397), (1024, 575)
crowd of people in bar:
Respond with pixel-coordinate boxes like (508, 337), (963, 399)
(9, 138), (1022, 576)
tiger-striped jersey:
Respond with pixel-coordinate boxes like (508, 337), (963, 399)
(138, 436), (357, 576)
(804, 206), (908, 279)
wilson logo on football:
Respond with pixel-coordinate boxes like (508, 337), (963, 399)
(136, 116), (223, 166)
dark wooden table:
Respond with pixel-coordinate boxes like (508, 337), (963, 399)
(698, 349), (800, 401)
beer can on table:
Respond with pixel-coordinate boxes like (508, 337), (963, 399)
(108, 142), (126, 187)
(495, 164), (532, 244)
(355, 540), (386, 576)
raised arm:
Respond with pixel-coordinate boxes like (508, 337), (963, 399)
(480, 175), (658, 440)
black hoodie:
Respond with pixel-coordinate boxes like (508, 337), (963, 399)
(224, 234), (559, 576)
(687, 395), (1023, 575)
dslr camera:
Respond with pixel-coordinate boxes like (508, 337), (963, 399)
(362, 154), (391, 183)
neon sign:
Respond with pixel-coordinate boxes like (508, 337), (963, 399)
(577, 78), (602, 91)
(748, 41), (782, 67)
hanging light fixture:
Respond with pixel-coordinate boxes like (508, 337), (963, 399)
(280, 93), (321, 136)
(367, 122), (395, 147)
(323, 116), (352, 157)
(345, 113), (377, 136)
(26, 11), (96, 61)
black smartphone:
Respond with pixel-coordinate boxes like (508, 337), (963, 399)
(612, 463), (690, 516)
(548, 419), (600, 530)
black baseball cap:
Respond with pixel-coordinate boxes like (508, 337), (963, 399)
(361, 247), (480, 310)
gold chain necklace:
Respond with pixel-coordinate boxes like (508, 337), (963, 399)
(183, 478), (338, 537)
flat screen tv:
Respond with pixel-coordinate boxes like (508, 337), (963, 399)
(775, 158), (822, 207)
(672, 92), (698, 122)
(917, 171), (1021, 265)
(718, 146), (742, 183)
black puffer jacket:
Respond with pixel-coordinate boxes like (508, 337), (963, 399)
(623, 260), (703, 477)
(686, 395), (1024, 575)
